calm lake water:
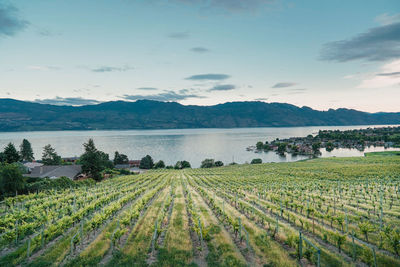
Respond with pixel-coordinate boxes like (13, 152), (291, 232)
(0, 125), (399, 167)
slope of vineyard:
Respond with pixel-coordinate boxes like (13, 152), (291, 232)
(1, 155), (400, 266)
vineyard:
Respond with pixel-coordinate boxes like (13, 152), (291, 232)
(1, 155), (400, 266)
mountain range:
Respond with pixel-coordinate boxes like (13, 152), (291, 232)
(0, 98), (399, 131)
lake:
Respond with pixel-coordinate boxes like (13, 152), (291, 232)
(0, 125), (399, 167)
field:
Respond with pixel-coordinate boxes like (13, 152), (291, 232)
(1, 155), (400, 267)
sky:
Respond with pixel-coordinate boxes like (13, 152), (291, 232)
(0, 0), (399, 112)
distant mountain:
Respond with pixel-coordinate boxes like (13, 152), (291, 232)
(0, 98), (399, 131)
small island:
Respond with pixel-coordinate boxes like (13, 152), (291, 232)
(248, 126), (400, 157)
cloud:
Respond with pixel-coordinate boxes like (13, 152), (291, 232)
(320, 22), (400, 62)
(91, 65), (134, 72)
(27, 65), (61, 71)
(376, 72), (400, 77)
(375, 13), (400, 26)
(34, 97), (101, 106)
(167, 31), (190, 39)
(288, 88), (307, 91)
(191, 47), (210, 53)
(185, 73), (230, 80)
(357, 59), (400, 88)
(254, 97), (269, 101)
(137, 87), (158, 91)
(0, 4), (28, 36)
(122, 90), (205, 102)
(208, 84), (236, 91)
(271, 82), (296, 88)
(165, 0), (274, 13)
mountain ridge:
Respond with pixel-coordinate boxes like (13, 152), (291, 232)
(0, 98), (399, 131)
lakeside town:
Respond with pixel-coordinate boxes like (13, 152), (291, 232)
(248, 126), (400, 156)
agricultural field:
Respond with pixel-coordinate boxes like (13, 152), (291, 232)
(1, 155), (400, 266)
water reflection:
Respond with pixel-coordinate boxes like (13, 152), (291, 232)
(0, 125), (398, 167)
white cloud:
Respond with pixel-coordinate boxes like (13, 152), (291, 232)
(357, 59), (400, 88)
(375, 13), (400, 26)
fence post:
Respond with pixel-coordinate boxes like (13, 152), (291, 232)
(238, 217), (242, 241)
(299, 231), (303, 260)
(317, 249), (321, 267)
(276, 215), (279, 234)
(351, 231), (356, 261)
(80, 219), (84, 248)
(15, 220), (19, 245)
(27, 238), (31, 258)
(198, 218), (203, 247)
(245, 229), (250, 249)
(151, 220), (158, 252)
(71, 233), (76, 255)
(41, 224), (45, 248)
(372, 247), (377, 267)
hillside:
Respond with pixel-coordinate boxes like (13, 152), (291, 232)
(1, 155), (400, 266)
(0, 98), (400, 131)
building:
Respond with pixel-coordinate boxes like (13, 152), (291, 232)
(114, 164), (131, 170)
(26, 165), (82, 180)
(23, 162), (44, 172)
(129, 160), (141, 167)
(62, 157), (80, 163)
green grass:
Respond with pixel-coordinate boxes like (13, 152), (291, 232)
(364, 151), (400, 157)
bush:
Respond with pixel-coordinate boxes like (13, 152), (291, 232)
(251, 158), (262, 164)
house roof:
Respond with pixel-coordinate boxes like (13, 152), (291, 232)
(23, 162), (44, 169)
(26, 165), (82, 179)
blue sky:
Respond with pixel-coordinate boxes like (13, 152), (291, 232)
(0, 0), (399, 112)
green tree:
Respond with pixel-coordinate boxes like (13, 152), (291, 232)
(80, 139), (111, 181)
(256, 141), (264, 150)
(277, 143), (287, 155)
(174, 160), (191, 169)
(312, 142), (321, 154)
(42, 144), (62, 165)
(214, 160), (224, 167)
(251, 158), (262, 164)
(0, 164), (24, 196)
(201, 159), (215, 168)
(4, 143), (20, 163)
(154, 160), (165, 169)
(113, 151), (129, 165)
(139, 155), (154, 169)
(20, 139), (34, 162)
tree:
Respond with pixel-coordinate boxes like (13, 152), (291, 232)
(312, 142), (321, 154)
(42, 144), (62, 165)
(113, 151), (129, 165)
(139, 155), (154, 169)
(215, 161), (224, 167)
(0, 164), (24, 196)
(20, 139), (34, 162)
(251, 158), (262, 164)
(256, 141), (264, 150)
(277, 143), (287, 155)
(201, 159), (215, 168)
(4, 143), (20, 163)
(80, 139), (111, 181)
(174, 160), (191, 169)
(326, 142), (334, 152)
(154, 160), (165, 169)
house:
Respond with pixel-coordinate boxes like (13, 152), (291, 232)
(114, 164), (131, 170)
(23, 162), (44, 172)
(62, 157), (80, 163)
(129, 160), (141, 167)
(26, 165), (82, 180)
